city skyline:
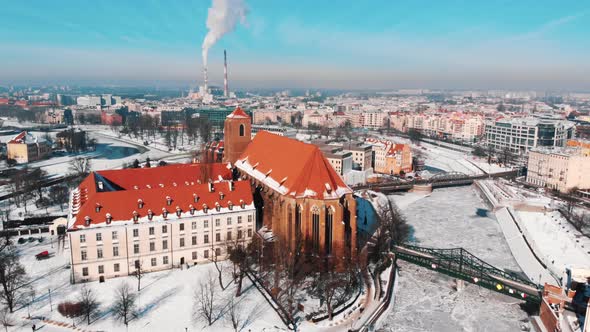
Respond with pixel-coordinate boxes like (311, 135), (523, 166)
(1, 0), (590, 90)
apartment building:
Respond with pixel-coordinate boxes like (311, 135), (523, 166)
(526, 147), (590, 193)
(67, 163), (255, 283)
(7, 131), (51, 163)
(365, 138), (412, 175)
(341, 142), (373, 171)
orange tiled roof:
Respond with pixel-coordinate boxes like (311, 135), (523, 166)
(92, 163), (231, 190)
(71, 180), (252, 230)
(235, 131), (351, 199)
(70, 163), (247, 229)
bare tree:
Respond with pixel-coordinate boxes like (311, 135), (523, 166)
(225, 296), (244, 332)
(193, 273), (218, 326)
(0, 307), (14, 332)
(274, 235), (306, 323)
(226, 238), (254, 297)
(69, 157), (91, 179)
(0, 247), (29, 312)
(112, 283), (136, 326)
(208, 243), (227, 290)
(49, 185), (70, 211)
(78, 285), (99, 324)
(132, 261), (144, 292)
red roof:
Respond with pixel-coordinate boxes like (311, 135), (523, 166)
(71, 180), (252, 230)
(8, 131), (27, 144)
(236, 131), (351, 199)
(87, 163), (231, 191)
(70, 163), (247, 229)
(226, 106), (250, 119)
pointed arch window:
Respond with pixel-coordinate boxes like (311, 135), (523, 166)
(311, 206), (320, 254)
(239, 124), (245, 137)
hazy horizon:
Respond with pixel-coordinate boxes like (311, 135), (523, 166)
(1, 0), (589, 90)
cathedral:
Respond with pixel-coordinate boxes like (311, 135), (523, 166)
(222, 107), (357, 260)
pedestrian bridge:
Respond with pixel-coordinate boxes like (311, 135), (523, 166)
(393, 244), (542, 303)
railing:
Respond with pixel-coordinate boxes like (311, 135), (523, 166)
(393, 244), (542, 303)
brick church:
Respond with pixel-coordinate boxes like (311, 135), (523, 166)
(221, 107), (357, 260)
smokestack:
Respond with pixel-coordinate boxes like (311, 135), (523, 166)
(201, 0), (247, 78)
(224, 49), (229, 98)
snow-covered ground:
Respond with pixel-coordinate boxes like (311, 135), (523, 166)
(380, 186), (528, 331)
(477, 179), (590, 282)
(8, 235), (285, 332)
(517, 210), (590, 275)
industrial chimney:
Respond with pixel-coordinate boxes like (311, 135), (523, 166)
(223, 49), (229, 98)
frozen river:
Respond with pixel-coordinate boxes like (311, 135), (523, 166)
(378, 186), (529, 332)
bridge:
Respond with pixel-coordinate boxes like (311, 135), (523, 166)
(352, 170), (518, 193)
(393, 244), (542, 303)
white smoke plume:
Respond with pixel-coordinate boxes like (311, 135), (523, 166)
(202, 0), (247, 67)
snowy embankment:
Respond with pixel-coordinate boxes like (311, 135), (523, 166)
(475, 180), (561, 285)
(494, 207), (557, 285)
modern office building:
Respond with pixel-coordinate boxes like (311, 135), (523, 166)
(485, 117), (575, 155)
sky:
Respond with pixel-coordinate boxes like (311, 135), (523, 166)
(1, 0), (589, 90)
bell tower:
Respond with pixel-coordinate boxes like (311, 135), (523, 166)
(223, 107), (251, 165)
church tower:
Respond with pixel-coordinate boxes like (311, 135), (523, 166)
(223, 107), (251, 165)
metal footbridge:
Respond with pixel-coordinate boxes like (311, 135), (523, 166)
(393, 244), (542, 303)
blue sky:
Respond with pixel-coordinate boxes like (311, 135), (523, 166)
(1, 0), (589, 89)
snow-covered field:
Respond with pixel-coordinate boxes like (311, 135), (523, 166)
(8, 235), (284, 332)
(380, 186), (528, 331)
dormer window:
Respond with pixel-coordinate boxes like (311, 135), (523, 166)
(106, 213), (112, 224)
(173, 182), (177, 187)
(147, 209), (154, 221)
(202, 204), (208, 213)
(97, 181), (104, 190)
(175, 206), (182, 217)
(228, 201), (233, 210)
(84, 216), (91, 226)
(166, 196), (172, 206)
(95, 203), (101, 212)
(193, 194), (199, 203)
(208, 182), (214, 193)
(240, 200), (245, 209)
(219, 192), (225, 200)
(189, 204), (195, 215)
(215, 202), (221, 212)
(138, 199), (144, 209)
(162, 208), (168, 219)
